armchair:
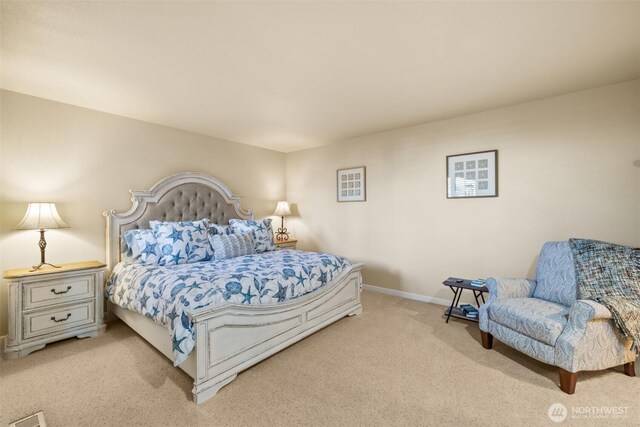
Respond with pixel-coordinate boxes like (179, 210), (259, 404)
(478, 241), (636, 394)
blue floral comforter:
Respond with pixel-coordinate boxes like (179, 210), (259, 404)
(106, 250), (351, 365)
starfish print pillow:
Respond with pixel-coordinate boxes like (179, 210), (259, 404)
(122, 229), (161, 265)
(150, 219), (211, 266)
(229, 218), (276, 253)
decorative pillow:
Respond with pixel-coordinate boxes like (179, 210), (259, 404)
(122, 229), (160, 265)
(209, 233), (256, 260)
(208, 223), (234, 237)
(229, 219), (275, 253)
(150, 219), (211, 265)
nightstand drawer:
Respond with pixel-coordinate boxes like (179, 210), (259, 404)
(23, 302), (95, 340)
(274, 239), (297, 250)
(23, 275), (95, 310)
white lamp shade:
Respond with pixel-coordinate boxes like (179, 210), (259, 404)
(16, 203), (69, 230)
(273, 201), (291, 217)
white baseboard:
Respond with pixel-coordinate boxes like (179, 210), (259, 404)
(362, 284), (450, 307)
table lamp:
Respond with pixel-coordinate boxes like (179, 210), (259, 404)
(272, 201), (291, 241)
(16, 202), (69, 271)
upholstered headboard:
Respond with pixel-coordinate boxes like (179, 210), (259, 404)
(104, 172), (252, 272)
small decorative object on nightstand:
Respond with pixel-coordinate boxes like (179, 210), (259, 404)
(15, 202), (69, 271)
(274, 239), (297, 250)
(273, 201), (292, 241)
(3, 261), (106, 359)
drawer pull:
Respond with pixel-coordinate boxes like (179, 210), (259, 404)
(51, 286), (72, 295)
(51, 313), (72, 323)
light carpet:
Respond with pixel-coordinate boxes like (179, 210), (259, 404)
(1, 291), (638, 426)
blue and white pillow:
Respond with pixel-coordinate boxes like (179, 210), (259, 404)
(122, 229), (160, 265)
(150, 219), (212, 266)
(209, 233), (256, 260)
(208, 223), (234, 237)
(229, 219), (275, 253)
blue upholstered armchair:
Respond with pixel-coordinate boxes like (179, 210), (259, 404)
(479, 241), (636, 394)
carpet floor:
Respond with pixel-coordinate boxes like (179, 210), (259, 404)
(1, 291), (638, 426)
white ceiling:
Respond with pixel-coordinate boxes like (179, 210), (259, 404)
(2, 1), (639, 153)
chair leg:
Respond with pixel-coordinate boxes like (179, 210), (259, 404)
(480, 331), (493, 349)
(623, 361), (635, 377)
(559, 368), (578, 394)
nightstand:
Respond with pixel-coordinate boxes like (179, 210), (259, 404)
(3, 261), (106, 359)
(274, 239), (297, 250)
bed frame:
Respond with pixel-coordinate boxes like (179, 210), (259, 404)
(104, 172), (363, 404)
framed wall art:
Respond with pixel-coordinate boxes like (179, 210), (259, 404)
(337, 166), (366, 202)
(446, 150), (498, 198)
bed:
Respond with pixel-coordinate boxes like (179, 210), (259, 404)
(104, 172), (363, 404)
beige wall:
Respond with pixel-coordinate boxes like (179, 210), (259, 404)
(0, 90), (287, 335)
(286, 80), (640, 304)
(1, 81), (638, 336)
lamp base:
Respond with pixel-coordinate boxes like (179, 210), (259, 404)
(30, 262), (62, 272)
(276, 232), (289, 242)
(275, 231), (290, 241)
(31, 229), (60, 271)
(275, 216), (289, 241)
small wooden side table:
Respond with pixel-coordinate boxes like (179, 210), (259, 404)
(3, 261), (106, 358)
(442, 277), (488, 323)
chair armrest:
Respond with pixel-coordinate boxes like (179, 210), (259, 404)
(567, 300), (612, 328)
(479, 277), (535, 331)
(486, 277), (536, 300)
(555, 300), (627, 373)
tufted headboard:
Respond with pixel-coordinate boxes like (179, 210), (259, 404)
(104, 172), (252, 273)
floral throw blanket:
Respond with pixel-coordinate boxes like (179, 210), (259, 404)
(570, 239), (640, 352)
